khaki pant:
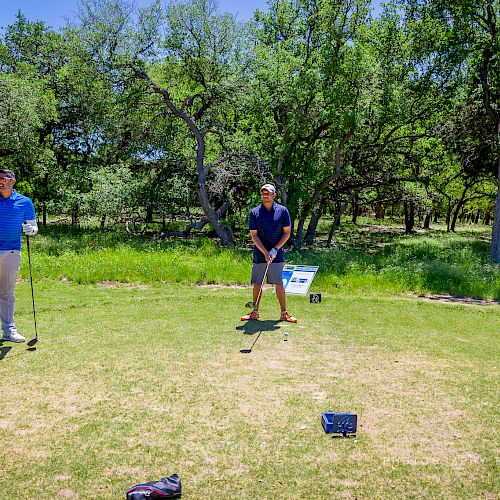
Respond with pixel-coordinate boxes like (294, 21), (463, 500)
(0, 250), (21, 336)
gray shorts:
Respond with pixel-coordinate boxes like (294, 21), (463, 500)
(251, 262), (285, 285)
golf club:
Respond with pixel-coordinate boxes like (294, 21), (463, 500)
(245, 260), (271, 309)
(240, 331), (262, 354)
(25, 234), (38, 347)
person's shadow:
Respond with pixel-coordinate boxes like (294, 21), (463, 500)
(0, 341), (36, 361)
(236, 320), (282, 353)
(0, 343), (12, 361)
(236, 320), (281, 335)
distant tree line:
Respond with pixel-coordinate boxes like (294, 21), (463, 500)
(0, 0), (499, 260)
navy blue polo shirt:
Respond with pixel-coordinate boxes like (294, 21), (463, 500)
(0, 190), (36, 251)
(249, 202), (291, 263)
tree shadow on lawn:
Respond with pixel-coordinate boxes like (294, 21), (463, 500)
(37, 225), (235, 255)
(235, 320), (281, 335)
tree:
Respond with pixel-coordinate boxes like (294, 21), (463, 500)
(78, 0), (252, 246)
(0, 72), (56, 162)
(398, 0), (500, 259)
(245, 0), (371, 249)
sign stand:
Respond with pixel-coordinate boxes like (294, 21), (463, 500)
(282, 265), (319, 296)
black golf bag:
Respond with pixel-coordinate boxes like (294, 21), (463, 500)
(126, 473), (181, 499)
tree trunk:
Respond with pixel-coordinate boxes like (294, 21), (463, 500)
(42, 200), (47, 227)
(303, 206), (323, 246)
(403, 200), (415, 234)
(275, 154), (287, 207)
(293, 217), (306, 251)
(477, 3), (499, 262)
(296, 132), (351, 249)
(433, 211), (438, 223)
(100, 214), (106, 230)
(326, 192), (357, 247)
(197, 181), (233, 246)
(326, 212), (340, 247)
(352, 195), (359, 224)
(446, 200), (451, 232)
(374, 202), (385, 219)
(146, 206), (153, 223)
(450, 202), (462, 232)
(71, 205), (79, 226)
(135, 70), (234, 247)
(491, 148), (500, 262)
(423, 213), (430, 229)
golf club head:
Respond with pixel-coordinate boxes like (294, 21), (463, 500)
(239, 348), (252, 354)
(26, 337), (38, 347)
(245, 301), (257, 309)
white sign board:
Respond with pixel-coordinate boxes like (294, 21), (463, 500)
(282, 265), (319, 295)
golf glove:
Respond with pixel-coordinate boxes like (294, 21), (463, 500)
(269, 248), (278, 260)
(22, 222), (38, 236)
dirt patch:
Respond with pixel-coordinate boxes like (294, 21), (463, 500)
(57, 489), (79, 498)
(54, 475), (72, 481)
(415, 293), (500, 306)
(98, 281), (149, 289)
(197, 284), (247, 289)
(227, 466), (249, 475)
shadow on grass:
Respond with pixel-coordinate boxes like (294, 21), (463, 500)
(0, 344), (12, 360)
(0, 343), (35, 361)
(236, 320), (281, 335)
(237, 321), (282, 353)
(35, 225), (247, 256)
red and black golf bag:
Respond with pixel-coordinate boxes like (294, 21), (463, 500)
(126, 473), (181, 499)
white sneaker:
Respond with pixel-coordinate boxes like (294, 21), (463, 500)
(2, 331), (26, 342)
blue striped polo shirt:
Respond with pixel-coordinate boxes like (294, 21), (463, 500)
(0, 190), (36, 251)
(249, 202), (291, 263)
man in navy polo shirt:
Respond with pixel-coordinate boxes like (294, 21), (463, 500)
(241, 183), (298, 323)
(0, 169), (38, 342)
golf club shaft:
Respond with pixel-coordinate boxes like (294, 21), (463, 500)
(254, 260), (270, 309)
(26, 235), (38, 339)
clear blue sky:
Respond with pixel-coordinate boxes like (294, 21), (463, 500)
(0, 0), (383, 30)
(0, 0), (268, 29)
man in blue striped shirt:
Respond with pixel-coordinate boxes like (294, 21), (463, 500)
(241, 183), (298, 323)
(0, 169), (38, 342)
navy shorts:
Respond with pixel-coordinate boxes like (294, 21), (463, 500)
(251, 262), (285, 285)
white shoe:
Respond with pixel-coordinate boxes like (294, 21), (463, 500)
(2, 331), (26, 342)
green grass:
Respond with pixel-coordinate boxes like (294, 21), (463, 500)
(1, 282), (498, 498)
(20, 222), (500, 300)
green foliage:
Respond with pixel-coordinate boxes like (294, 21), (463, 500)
(0, 0), (498, 257)
(0, 72), (57, 162)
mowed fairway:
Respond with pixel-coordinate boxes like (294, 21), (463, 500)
(1, 282), (498, 499)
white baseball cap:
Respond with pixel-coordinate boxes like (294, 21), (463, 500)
(260, 183), (276, 193)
